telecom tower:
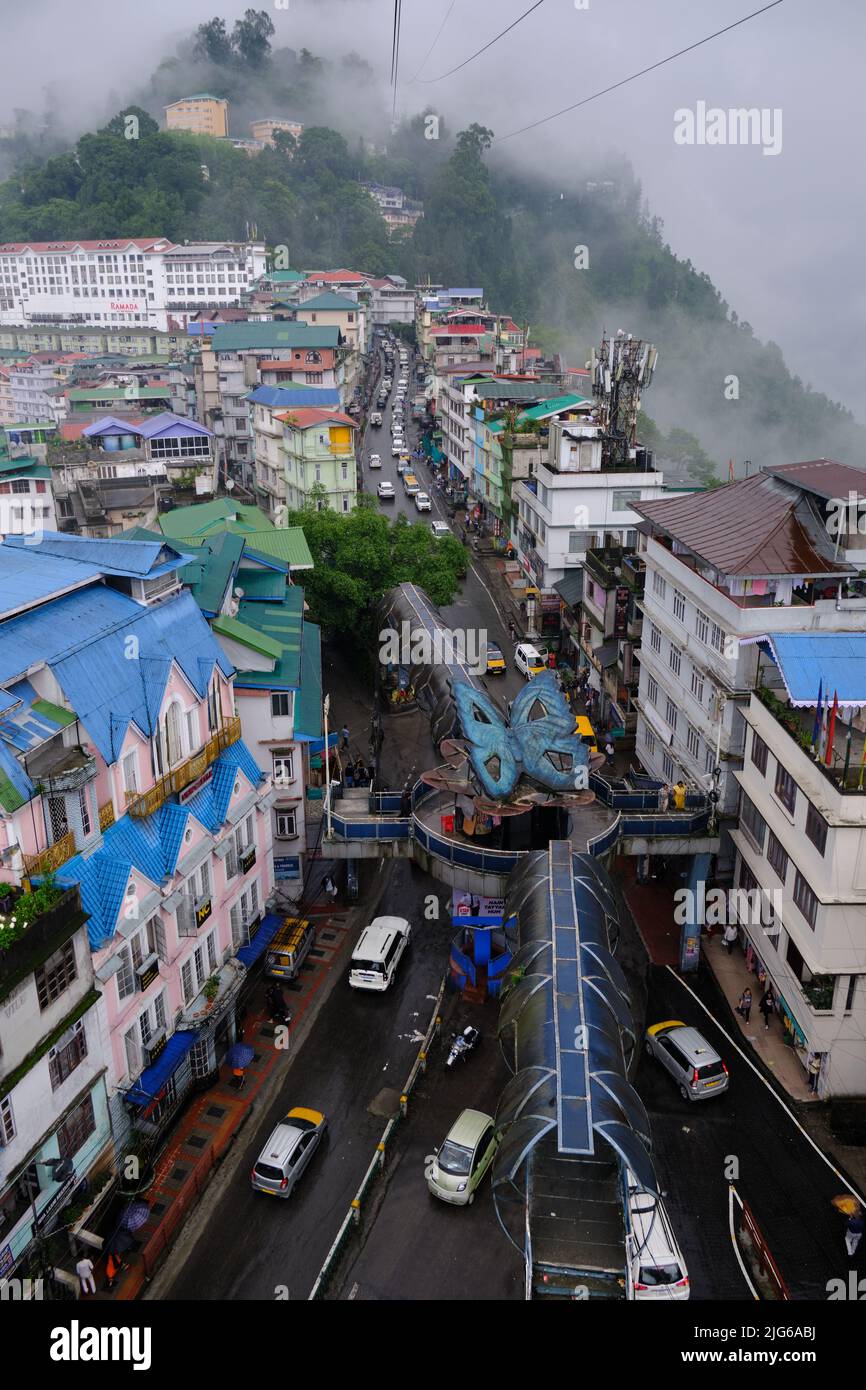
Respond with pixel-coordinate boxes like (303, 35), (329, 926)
(590, 331), (658, 469)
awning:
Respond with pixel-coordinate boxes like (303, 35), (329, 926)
(236, 912), (284, 969)
(755, 633), (866, 707)
(554, 571), (583, 608)
(595, 640), (619, 668)
(303, 732), (339, 754)
(126, 1030), (196, 1108)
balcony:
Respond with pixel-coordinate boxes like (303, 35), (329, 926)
(0, 884), (85, 988)
(126, 716), (242, 818)
(754, 687), (866, 795)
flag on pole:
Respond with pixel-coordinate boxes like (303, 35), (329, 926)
(811, 680), (823, 749)
(858, 732), (866, 791)
(825, 690), (839, 767)
(843, 727), (852, 786)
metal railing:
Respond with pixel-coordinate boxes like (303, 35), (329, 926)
(126, 717), (242, 818)
(23, 831), (76, 879)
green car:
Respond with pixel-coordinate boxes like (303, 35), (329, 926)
(424, 1109), (499, 1206)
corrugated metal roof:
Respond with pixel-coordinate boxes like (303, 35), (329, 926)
(210, 323), (340, 352)
(212, 614), (284, 660)
(296, 621), (323, 740)
(0, 545), (102, 619)
(246, 384), (341, 409)
(297, 291), (359, 310)
(761, 633), (866, 707)
(234, 567), (287, 601)
(763, 460), (866, 502)
(230, 587), (304, 688)
(179, 531), (245, 615)
(634, 474), (853, 578)
(3, 532), (187, 579)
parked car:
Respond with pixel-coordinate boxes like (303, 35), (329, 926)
(644, 1021), (729, 1101)
(514, 643), (547, 679)
(485, 641), (506, 675)
(625, 1169), (690, 1300)
(425, 1109), (499, 1206)
(265, 917), (315, 981)
(430, 520), (451, 540)
(378, 480), (396, 500)
(391, 442), (404, 456)
(368, 453), (381, 469)
(414, 492), (431, 512)
(349, 916), (411, 991)
(251, 1107), (327, 1197)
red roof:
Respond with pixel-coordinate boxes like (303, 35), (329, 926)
(763, 460), (866, 502)
(430, 324), (488, 336)
(274, 408), (357, 429)
(304, 270), (368, 284)
(0, 238), (171, 255)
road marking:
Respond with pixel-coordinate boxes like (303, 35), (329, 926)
(666, 964), (866, 1202)
(727, 1184), (760, 1300)
(348, 1281), (359, 1300)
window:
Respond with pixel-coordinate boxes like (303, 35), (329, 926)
(695, 609), (709, 645)
(154, 991), (167, 1033)
(181, 959), (194, 1004)
(690, 666), (704, 703)
(647, 676), (658, 707)
(686, 724), (700, 759)
(186, 709), (198, 754)
(739, 792), (767, 852)
(662, 753), (674, 782)
(49, 1020), (88, 1090)
(751, 730), (769, 775)
(665, 697), (678, 733)
(276, 809), (297, 838)
(845, 976), (857, 1013)
(78, 787), (92, 837)
(652, 571), (667, 600)
(793, 870), (818, 930)
(271, 692), (292, 719)
(116, 945), (135, 1001)
(643, 728), (656, 757)
(122, 752), (138, 794)
(165, 703), (184, 767)
(649, 623), (661, 654)
(710, 621), (726, 654)
(774, 764), (798, 815)
(673, 589), (685, 622)
(1, 1096), (16, 1145)
(35, 940), (78, 1010)
(805, 802), (828, 855)
(767, 831), (789, 882)
(612, 489), (641, 511)
(273, 752), (294, 786)
(669, 645), (682, 678)
(57, 1092), (96, 1161)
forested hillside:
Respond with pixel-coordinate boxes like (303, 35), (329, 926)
(0, 9), (862, 475)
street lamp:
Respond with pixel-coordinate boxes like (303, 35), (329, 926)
(323, 693), (332, 840)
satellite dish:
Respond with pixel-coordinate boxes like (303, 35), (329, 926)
(225, 478), (235, 491)
(233, 587), (245, 600)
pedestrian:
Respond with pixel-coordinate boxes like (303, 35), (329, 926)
(736, 987), (752, 1023)
(323, 874), (338, 903)
(76, 1254), (96, 1297)
(344, 761), (354, 788)
(340, 724), (350, 750)
(722, 922), (738, 954)
(658, 784), (670, 813)
(604, 739), (615, 767)
(845, 1209), (864, 1258)
(808, 1053), (822, 1093)
(673, 780), (687, 810)
(756, 965), (767, 991)
(105, 1250), (121, 1292)
(759, 987), (774, 1030)
(399, 787), (411, 818)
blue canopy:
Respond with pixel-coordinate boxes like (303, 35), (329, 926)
(236, 912), (283, 968)
(759, 633), (866, 706)
(126, 1030), (196, 1108)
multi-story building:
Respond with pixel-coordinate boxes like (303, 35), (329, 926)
(164, 94), (229, 138)
(577, 545), (645, 736)
(0, 881), (112, 1276)
(0, 440), (56, 539)
(248, 386), (340, 519)
(0, 240), (266, 334)
(366, 276), (415, 327)
(0, 325), (186, 359)
(0, 365), (18, 427)
(250, 118), (304, 147)
(631, 468), (864, 872)
(0, 532), (274, 1161)
(280, 408), (358, 513)
(733, 640), (866, 1096)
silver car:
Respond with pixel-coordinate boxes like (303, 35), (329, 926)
(251, 1107), (327, 1197)
(644, 1021), (729, 1101)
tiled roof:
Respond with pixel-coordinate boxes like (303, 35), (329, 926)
(633, 474), (854, 578)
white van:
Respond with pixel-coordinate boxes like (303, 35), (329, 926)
(349, 916), (411, 991)
(625, 1170), (690, 1299)
(514, 642), (547, 679)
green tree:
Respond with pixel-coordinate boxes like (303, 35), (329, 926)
(232, 8), (275, 68)
(193, 17), (234, 66)
(100, 107), (160, 140)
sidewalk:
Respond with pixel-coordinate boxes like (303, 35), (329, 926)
(82, 910), (352, 1300)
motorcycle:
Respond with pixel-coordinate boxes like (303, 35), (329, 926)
(445, 1025), (481, 1068)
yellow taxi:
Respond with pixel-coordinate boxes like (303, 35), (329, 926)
(485, 641), (506, 676)
(574, 715), (598, 755)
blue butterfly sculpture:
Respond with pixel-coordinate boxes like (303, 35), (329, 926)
(453, 670), (591, 801)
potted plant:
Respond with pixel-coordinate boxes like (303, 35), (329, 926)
(203, 975), (220, 1006)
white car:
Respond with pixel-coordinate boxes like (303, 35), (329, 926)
(369, 453), (381, 469)
(378, 480), (395, 500)
(391, 442), (404, 456)
(414, 492), (431, 512)
(430, 520), (450, 540)
(625, 1170), (690, 1299)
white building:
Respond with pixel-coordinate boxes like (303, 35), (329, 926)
(733, 668), (866, 1097)
(0, 239), (267, 334)
(632, 467), (865, 872)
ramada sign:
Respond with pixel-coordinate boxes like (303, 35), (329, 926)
(110, 301), (140, 312)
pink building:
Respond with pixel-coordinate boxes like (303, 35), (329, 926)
(0, 532), (274, 1145)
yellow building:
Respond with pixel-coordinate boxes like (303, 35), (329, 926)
(250, 118), (304, 148)
(165, 94), (229, 138)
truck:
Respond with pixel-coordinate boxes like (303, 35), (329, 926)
(264, 917), (315, 981)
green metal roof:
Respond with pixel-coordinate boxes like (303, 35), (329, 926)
(68, 386), (171, 401)
(296, 621), (323, 740)
(31, 699), (77, 728)
(212, 614), (284, 661)
(178, 531), (245, 615)
(0, 456), (51, 479)
(235, 567), (288, 600)
(518, 394), (590, 421)
(158, 498), (271, 539)
(270, 269), (304, 282)
(231, 587), (305, 689)
(241, 531), (313, 569)
(0, 769), (25, 813)
(209, 323), (340, 352)
(298, 292), (359, 311)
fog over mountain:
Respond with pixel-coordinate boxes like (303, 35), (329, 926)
(3, 0), (863, 435)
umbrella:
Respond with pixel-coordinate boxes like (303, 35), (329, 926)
(832, 1194), (862, 1216)
(119, 1200), (150, 1232)
(226, 1043), (255, 1070)
(108, 1228), (136, 1254)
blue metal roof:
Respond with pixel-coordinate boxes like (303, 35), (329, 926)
(760, 633), (866, 706)
(126, 1030), (197, 1108)
(246, 384), (341, 410)
(3, 533), (190, 580)
(0, 545), (102, 618)
(236, 912), (283, 968)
